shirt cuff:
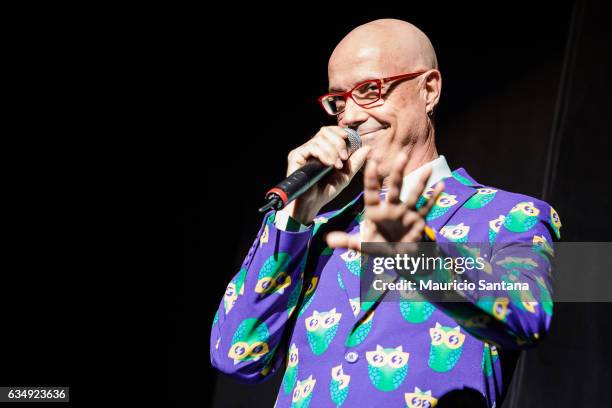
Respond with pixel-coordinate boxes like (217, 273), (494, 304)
(272, 210), (310, 232)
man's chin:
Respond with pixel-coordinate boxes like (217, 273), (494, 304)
(360, 127), (389, 145)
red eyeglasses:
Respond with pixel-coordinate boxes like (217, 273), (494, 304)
(318, 70), (428, 116)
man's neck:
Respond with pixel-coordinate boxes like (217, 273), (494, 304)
(382, 139), (439, 189)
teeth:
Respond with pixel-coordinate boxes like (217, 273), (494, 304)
(362, 127), (387, 136)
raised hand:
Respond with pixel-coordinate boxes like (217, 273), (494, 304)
(326, 150), (444, 252)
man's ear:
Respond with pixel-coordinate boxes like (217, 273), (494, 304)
(422, 69), (442, 115)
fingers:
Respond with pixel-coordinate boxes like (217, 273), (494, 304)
(418, 181), (445, 217)
(363, 159), (381, 206)
(318, 127), (349, 169)
(406, 218), (426, 242)
(386, 151), (409, 204)
(324, 127), (350, 159)
(397, 208), (428, 243)
(311, 138), (343, 169)
(405, 166), (433, 208)
(344, 145), (371, 178)
(287, 126), (356, 175)
(326, 231), (361, 251)
(401, 211), (419, 228)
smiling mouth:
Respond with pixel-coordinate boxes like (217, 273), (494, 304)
(359, 127), (388, 142)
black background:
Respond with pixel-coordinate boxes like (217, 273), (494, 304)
(2, 1), (611, 407)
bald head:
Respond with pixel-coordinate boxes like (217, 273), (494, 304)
(327, 19), (442, 179)
(329, 19), (437, 83)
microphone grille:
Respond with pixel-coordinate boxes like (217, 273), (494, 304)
(343, 128), (362, 154)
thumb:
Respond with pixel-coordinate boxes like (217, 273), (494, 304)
(346, 145), (372, 178)
(326, 231), (361, 251)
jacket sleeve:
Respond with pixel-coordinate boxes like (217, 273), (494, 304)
(210, 212), (312, 383)
(427, 199), (561, 349)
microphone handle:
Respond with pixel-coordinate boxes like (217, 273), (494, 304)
(263, 159), (332, 210)
(258, 128), (361, 213)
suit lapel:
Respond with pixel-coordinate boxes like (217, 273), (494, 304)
(338, 190), (394, 321)
(425, 170), (481, 232)
(335, 206), (365, 319)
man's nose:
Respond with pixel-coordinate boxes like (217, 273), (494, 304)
(338, 97), (369, 128)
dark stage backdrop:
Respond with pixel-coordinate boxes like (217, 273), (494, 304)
(165, 1), (612, 406)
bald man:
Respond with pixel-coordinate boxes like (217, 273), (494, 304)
(211, 19), (561, 407)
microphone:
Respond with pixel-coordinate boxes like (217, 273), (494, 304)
(258, 128), (362, 213)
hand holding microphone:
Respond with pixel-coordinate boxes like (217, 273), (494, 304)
(259, 126), (371, 225)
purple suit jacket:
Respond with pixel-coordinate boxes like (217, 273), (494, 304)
(211, 168), (561, 408)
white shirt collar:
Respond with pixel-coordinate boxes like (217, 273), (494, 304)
(398, 155), (451, 202)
